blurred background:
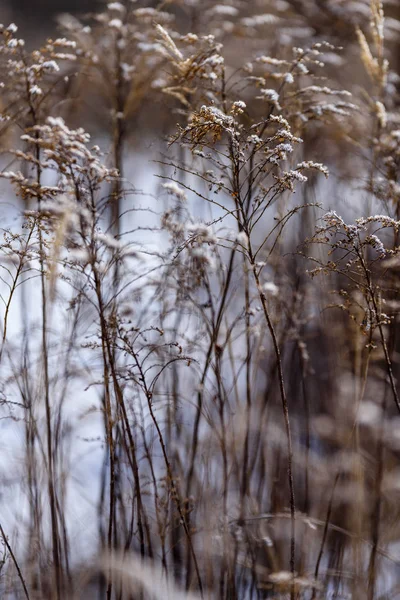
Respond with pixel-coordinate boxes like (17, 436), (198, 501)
(1, 0), (99, 37)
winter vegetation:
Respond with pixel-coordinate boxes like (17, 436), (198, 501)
(0, 0), (400, 598)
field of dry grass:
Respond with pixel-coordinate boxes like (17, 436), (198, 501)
(0, 1), (400, 598)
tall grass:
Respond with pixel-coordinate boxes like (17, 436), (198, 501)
(0, 1), (399, 598)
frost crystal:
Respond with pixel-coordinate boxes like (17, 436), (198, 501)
(162, 182), (187, 201)
(187, 223), (217, 244)
(236, 231), (248, 247)
(263, 282), (279, 296)
(297, 161), (329, 178)
(258, 88), (281, 109)
(29, 85), (43, 96)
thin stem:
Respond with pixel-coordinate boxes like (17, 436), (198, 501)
(0, 524), (30, 600)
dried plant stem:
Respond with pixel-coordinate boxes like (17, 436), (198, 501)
(34, 147), (63, 599)
(356, 245), (400, 412)
(367, 390), (387, 599)
(312, 337), (373, 598)
(240, 262), (253, 517)
(185, 245), (237, 501)
(249, 252), (296, 588)
(123, 337), (204, 596)
(0, 224), (34, 363)
(0, 524), (30, 600)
